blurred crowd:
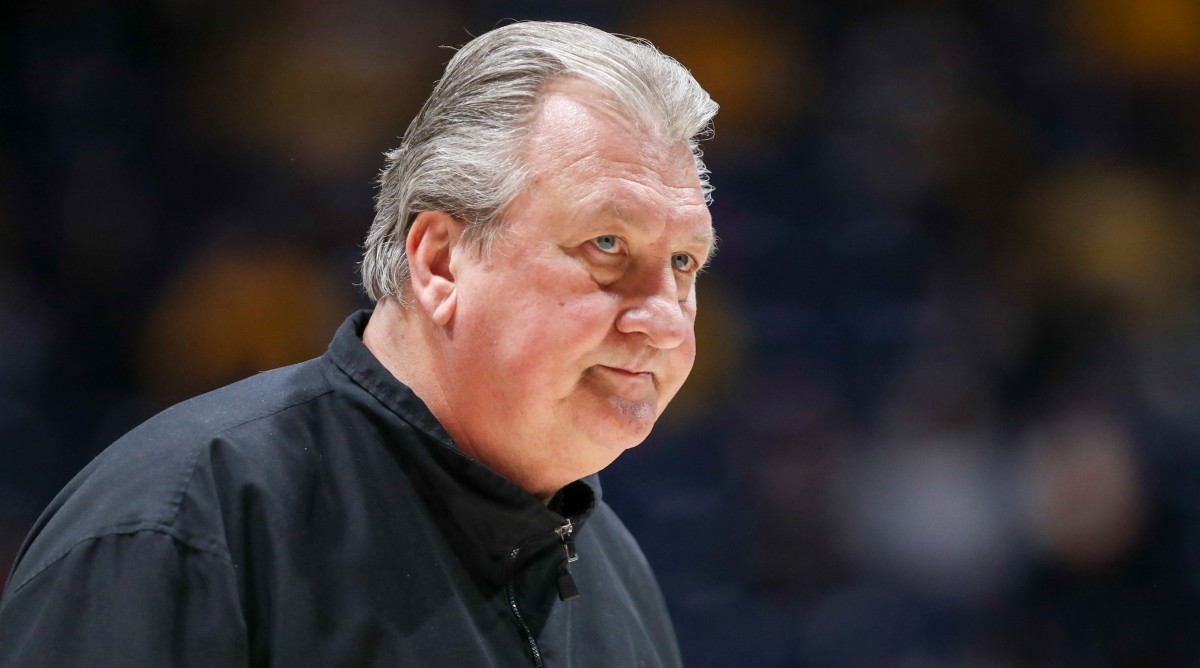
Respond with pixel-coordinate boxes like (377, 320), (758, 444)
(3, 1), (1200, 666)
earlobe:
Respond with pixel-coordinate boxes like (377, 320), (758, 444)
(431, 290), (457, 325)
(406, 211), (463, 326)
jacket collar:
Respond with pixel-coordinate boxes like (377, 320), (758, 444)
(323, 310), (599, 585)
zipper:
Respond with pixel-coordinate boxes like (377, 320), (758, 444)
(507, 545), (544, 668)
(554, 519), (581, 601)
(506, 519), (582, 667)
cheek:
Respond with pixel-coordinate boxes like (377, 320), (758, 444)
(489, 293), (616, 380)
(460, 253), (618, 384)
(677, 333), (699, 377)
(674, 319), (700, 368)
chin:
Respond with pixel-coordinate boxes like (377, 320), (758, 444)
(591, 396), (658, 448)
(565, 415), (653, 482)
(607, 394), (656, 422)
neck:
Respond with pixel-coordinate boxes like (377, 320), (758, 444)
(362, 299), (565, 503)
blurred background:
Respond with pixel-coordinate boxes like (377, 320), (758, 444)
(3, 0), (1200, 665)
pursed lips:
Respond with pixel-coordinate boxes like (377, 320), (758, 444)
(596, 365), (651, 377)
(592, 364), (658, 390)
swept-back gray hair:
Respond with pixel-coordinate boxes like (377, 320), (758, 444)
(360, 21), (718, 302)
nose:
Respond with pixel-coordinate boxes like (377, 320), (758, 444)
(614, 267), (691, 349)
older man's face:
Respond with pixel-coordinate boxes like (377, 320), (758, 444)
(443, 81), (713, 486)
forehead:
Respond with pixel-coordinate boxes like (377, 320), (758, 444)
(520, 81), (710, 220)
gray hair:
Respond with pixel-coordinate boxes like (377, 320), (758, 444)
(360, 21), (718, 303)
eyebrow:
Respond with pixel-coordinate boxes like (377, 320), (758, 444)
(671, 227), (712, 272)
(691, 226), (717, 259)
(587, 198), (716, 261)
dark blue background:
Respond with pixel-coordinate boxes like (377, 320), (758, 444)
(4, 1), (1200, 665)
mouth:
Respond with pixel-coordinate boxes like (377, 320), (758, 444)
(590, 365), (661, 410)
(596, 365), (652, 378)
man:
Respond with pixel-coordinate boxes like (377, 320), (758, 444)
(0, 21), (716, 666)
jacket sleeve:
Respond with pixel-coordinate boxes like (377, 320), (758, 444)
(0, 528), (248, 667)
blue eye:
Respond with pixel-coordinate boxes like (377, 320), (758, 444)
(672, 253), (694, 271)
(593, 235), (620, 253)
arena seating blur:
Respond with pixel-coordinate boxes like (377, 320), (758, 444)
(4, 1), (1200, 665)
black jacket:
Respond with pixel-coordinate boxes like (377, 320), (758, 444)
(0, 311), (682, 667)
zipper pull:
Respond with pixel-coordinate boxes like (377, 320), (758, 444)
(555, 519), (581, 601)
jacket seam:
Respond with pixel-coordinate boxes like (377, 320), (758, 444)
(11, 389), (336, 598)
(6, 523), (235, 597)
(208, 387), (337, 444)
(166, 387), (336, 527)
(164, 438), (213, 528)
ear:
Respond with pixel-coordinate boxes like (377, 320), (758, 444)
(406, 211), (464, 326)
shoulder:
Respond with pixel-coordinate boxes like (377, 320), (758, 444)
(572, 499), (681, 659)
(578, 500), (660, 586)
(131, 356), (336, 448)
(7, 359), (338, 592)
